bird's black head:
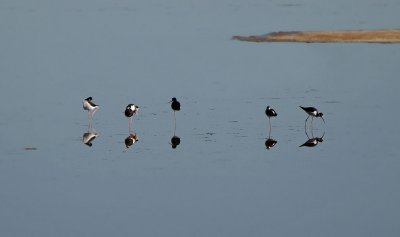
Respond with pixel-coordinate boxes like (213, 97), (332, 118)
(172, 97), (177, 102)
(85, 97), (93, 101)
(317, 112), (323, 117)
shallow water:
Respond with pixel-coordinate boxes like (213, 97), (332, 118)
(1, 0), (400, 236)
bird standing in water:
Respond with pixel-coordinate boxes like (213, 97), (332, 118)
(299, 106), (325, 126)
(83, 97), (99, 124)
(265, 106), (277, 131)
(170, 97), (180, 113)
(125, 104), (139, 133)
(170, 97), (180, 131)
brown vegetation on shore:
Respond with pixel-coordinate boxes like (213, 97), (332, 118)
(232, 30), (400, 43)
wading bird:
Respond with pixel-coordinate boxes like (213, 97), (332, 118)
(265, 106), (277, 131)
(125, 104), (139, 132)
(83, 97), (99, 122)
(299, 106), (325, 125)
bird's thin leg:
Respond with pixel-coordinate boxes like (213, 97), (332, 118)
(129, 117), (133, 134)
(268, 118), (272, 133)
(305, 115), (309, 129)
(92, 108), (98, 118)
(311, 116), (314, 129)
(173, 111), (177, 136)
(268, 123), (271, 139)
(304, 124), (310, 139)
(131, 119), (134, 134)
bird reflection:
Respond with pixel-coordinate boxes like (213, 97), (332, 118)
(170, 122), (181, 149)
(170, 135), (181, 149)
(265, 127), (278, 150)
(300, 127), (325, 148)
(125, 133), (139, 149)
(82, 117), (98, 147)
(82, 128), (98, 147)
(265, 137), (277, 150)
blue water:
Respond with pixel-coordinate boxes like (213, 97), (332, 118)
(1, 0), (400, 236)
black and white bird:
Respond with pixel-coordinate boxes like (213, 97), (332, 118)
(125, 104), (139, 117)
(265, 106), (277, 118)
(170, 97), (180, 112)
(83, 97), (99, 121)
(170, 97), (180, 132)
(299, 106), (325, 124)
(125, 104), (139, 132)
(265, 106), (277, 130)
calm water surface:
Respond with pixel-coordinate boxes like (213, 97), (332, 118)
(1, 0), (400, 236)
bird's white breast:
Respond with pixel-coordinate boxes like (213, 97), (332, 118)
(83, 100), (98, 111)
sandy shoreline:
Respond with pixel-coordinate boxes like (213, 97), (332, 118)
(232, 30), (400, 43)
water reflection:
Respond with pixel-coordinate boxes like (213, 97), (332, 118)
(82, 129), (98, 147)
(170, 135), (181, 149)
(265, 138), (277, 150)
(82, 118), (98, 147)
(125, 133), (139, 149)
(299, 127), (325, 148)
